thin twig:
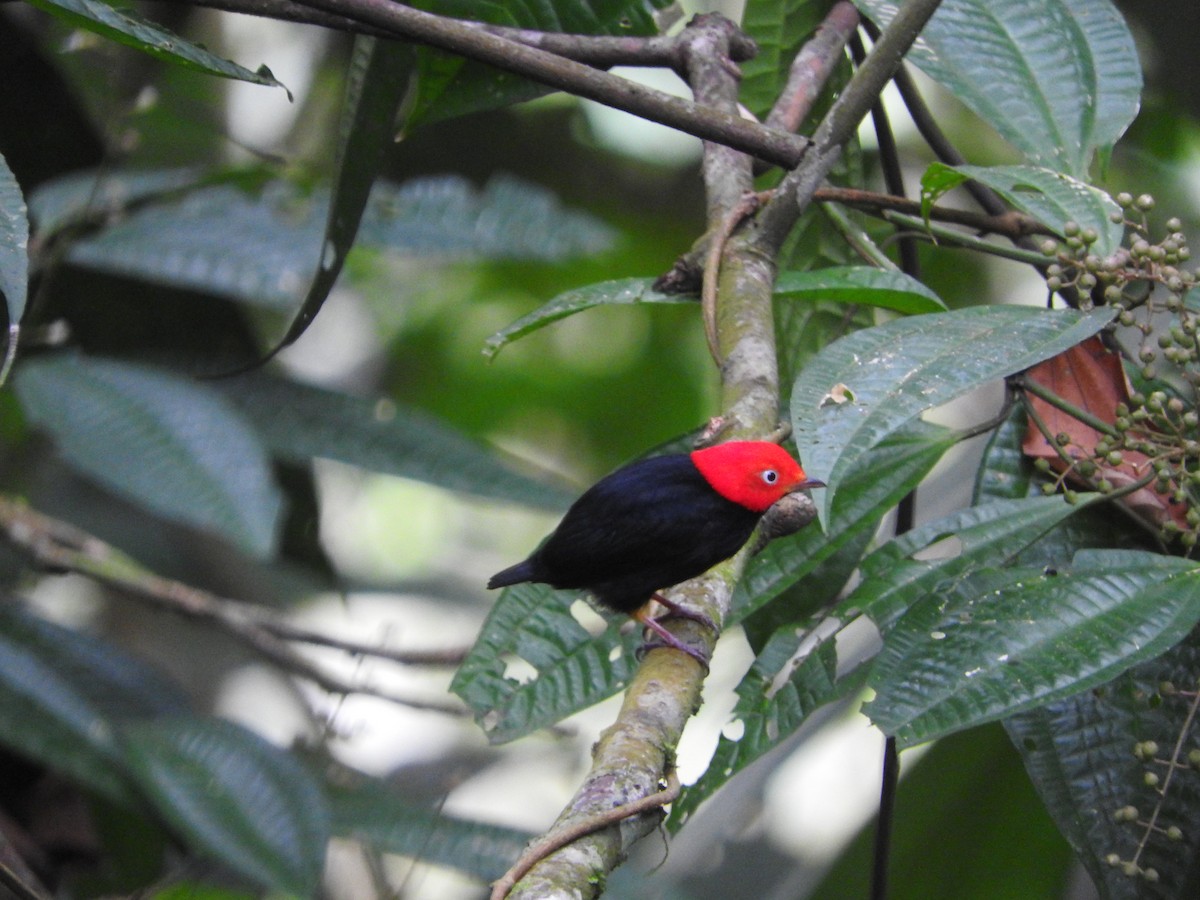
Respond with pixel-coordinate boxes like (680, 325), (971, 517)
(751, 0), (946, 258)
(764, 1), (860, 136)
(1131, 684), (1200, 870)
(0, 498), (471, 715)
(148, 0), (755, 68)
(702, 191), (769, 364)
(817, 186), (1049, 240)
(490, 770), (681, 900)
(879, 210), (1052, 266)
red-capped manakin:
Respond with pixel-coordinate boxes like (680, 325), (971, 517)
(487, 441), (823, 664)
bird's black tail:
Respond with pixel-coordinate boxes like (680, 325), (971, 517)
(487, 559), (536, 590)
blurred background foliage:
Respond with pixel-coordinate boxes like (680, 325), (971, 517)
(2, 0), (1200, 898)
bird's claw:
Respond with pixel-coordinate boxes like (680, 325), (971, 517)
(635, 597), (714, 669)
(651, 592), (718, 631)
(636, 634), (711, 670)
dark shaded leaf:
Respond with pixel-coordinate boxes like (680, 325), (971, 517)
(214, 371), (575, 510)
(48, 174), (614, 310)
(25, 0), (286, 91)
(121, 718), (330, 897)
(15, 355), (283, 558)
(808, 724), (1076, 900)
(1005, 630), (1200, 898)
(330, 779), (532, 882)
(272, 37), (414, 352)
(865, 550), (1200, 748)
(0, 599), (188, 804)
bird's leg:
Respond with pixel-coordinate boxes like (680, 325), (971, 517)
(650, 592), (718, 631)
(633, 600), (711, 668)
(633, 609), (710, 668)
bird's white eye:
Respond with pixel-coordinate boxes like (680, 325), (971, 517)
(761, 469), (778, 484)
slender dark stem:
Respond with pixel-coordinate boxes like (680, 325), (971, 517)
(888, 65), (1008, 217)
(855, 27), (922, 885)
(751, 0), (945, 258)
(850, 33), (920, 278)
(871, 737), (900, 900)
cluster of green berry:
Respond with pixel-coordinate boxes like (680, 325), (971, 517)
(1105, 681), (1200, 882)
(1037, 193), (1200, 546)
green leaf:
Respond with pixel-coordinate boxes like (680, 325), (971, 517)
(149, 886), (256, 900)
(484, 278), (692, 360)
(923, 162), (1124, 256)
(451, 582), (641, 743)
(0, 601), (188, 804)
(25, 0), (287, 92)
(847, 494), (1092, 630)
(213, 371), (575, 510)
(864, 550), (1200, 748)
(733, 422), (957, 621)
(27, 167), (206, 237)
(271, 37), (414, 353)
(0, 152), (26, 384)
(485, 267), (937, 361)
(790, 305), (1115, 524)
(670, 626), (857, 829)
(329, 779), (533, 882)
(0, 152), (28, 324)
(775, 266), (947, 314)
(856, 0), (1141, 176)
(14, 355), (283, 558)
(1005, 630), (1200, 898)
(48, 173), (614, 310)
(120, 718), (330, 897)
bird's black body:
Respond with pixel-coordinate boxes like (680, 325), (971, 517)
(487, 454), (760, 613)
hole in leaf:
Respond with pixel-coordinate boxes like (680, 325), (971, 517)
(570, 599), (607, 637)
(501, 653), (538, 685)
(722, 718), (746, 742)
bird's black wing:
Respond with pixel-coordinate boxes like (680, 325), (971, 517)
(535, 455), (758, 608)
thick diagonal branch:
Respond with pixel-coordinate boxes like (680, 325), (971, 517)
(498, 14), (772, 899)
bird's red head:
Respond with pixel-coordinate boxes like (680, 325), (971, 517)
(689, 441), (822, 513)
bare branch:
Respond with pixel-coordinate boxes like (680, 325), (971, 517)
(279, 0), (809, 168)
(752, 0), (946, 258)
(764, 0), (860, 136)
(501, 15), (779, 898)
(0, 497), (470, 715)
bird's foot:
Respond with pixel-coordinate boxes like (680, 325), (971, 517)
(634, 604), (711, 669)
(650, 592), (718, 631)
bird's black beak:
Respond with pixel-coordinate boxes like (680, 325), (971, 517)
(790, 477), (825, 492)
